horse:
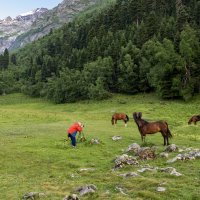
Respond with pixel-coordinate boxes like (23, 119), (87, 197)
(133, 112), (172, 146)
(188, 114), (200, 125)
(111, 113), (129, 127)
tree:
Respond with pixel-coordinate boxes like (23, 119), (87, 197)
(0, 49), (9, 70)
(179, 24), (200, 99)
(142, 38), (184, 98)
(117, 41), (140, 93)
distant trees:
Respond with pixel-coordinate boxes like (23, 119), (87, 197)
(0, 49), (9, 70)
(1, 0), (200, 103)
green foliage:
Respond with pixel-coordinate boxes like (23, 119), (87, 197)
(46, 68), (85, 103)
(0, 67), (22, 94)
(179, 24), (200, 100)
(87, 77), (111, 100)
(2, 0), (200, 102)
(0, 48), (9, 69)
(146, 38), (184, 99)
(117, 41), (140, 93)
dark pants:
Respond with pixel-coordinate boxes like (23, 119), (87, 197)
(68, 132), (77, 146)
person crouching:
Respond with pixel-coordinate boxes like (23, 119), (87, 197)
(67, 122), (84, 147)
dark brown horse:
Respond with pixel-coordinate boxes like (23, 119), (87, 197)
(188, 114), (200, 125)
(111, 113), (129, 127)
(133, 112), (172, 146)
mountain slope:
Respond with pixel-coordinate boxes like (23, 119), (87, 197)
(0, 0), (101, 53)
(0, 8), (48, 53)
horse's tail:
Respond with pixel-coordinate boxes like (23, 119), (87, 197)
(165, 122), (172, 138)
(126, 114), (129, 122)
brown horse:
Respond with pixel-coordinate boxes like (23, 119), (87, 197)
(111, 113), (129, 127)
(133, 112), (172, 146)
(188, 114), (200, 125)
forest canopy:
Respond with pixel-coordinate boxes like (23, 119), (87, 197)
(0, 0), (200, 103)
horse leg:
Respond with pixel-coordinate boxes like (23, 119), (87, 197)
(166, 136), (170, 145)
(166, 133), (170, 145)
(124, 120), (127, 127)
(162, 136), (166, 146)
(161, 132), (166, 146)
(141, 134), (144, 142)
(144, 135), (146, 143)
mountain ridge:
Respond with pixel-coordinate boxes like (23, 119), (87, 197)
(0, 0), (99, 54)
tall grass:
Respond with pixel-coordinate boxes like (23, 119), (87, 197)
(0, 93), (199, 199)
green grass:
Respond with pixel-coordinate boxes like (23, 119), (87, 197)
(0, 93), (200, 199)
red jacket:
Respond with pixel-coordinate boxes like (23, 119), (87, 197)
(68, 122), (83, 134)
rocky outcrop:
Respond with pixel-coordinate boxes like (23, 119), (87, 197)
(0, 0), (99, 53)
(0, 8), (48, 53)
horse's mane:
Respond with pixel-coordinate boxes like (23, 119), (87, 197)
(140, 118), (149, 125)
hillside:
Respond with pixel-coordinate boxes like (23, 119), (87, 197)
(0, 8), (48, 53)
(0, 0), (104, 53)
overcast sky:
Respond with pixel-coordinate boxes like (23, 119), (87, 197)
(0, 0), (62, 19)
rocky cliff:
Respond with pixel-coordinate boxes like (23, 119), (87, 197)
(0, 0), (99, 53)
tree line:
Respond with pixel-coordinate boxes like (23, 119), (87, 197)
(0, 0), (200, 102)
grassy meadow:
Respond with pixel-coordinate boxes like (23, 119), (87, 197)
(0, 93), (200, 200)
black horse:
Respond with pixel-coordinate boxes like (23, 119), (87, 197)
(133, 112), (172, 146)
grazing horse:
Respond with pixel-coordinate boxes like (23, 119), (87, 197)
(188, 114), (200, 125)
(133, 112), (172, 146)
(111, 113), (129, 127)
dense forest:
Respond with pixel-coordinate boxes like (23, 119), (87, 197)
(0, 0), (200, 103)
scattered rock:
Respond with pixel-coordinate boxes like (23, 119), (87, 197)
(126, 143), (140, 153)
(178, 149), (184, 153)
(22, 192), (45, 200)
(63, 194), (79, 200)
(90, 138), (101, 144)
(185, 147), (194, 151)
(136, 147), (156, 160)
(166, 157), (178, 163)
(159, 167), (182, 176)
(170, 170), (182, 176)
(160, 152), (169, 158)
(76, 184), (97, 196)
(79, 168), (95, 172)
(112, 136), (122, 141)
(167, 150), (200, 163)
(114, 154), (139, 169)
(165, 144), (178, 152)
(115, 186), (128, 195)
(119, 172), (139, 178)
(158, 181), (167, 186)
(137, 167), (157, 173)
(156, 187), (166, 192)
(176, 153), (195, 161)
(159, 167), (175, 173)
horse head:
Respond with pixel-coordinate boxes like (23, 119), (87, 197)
(133, 112), (137, 121)
(133, 112), (142, 121)
(138, 112), (142, 119)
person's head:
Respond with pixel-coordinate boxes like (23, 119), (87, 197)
(77, 121), (84, 128)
